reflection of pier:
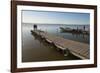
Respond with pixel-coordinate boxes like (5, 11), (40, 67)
(31, 30), (89, 59)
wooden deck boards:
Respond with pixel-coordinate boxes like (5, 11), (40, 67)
(31, 30), (89, 59)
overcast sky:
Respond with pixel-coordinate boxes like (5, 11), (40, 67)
(22, 10), (90, 25)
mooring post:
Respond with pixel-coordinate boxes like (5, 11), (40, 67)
(64, 48), (69, 56)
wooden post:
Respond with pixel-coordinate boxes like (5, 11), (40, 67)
(64, 48), (69, 56)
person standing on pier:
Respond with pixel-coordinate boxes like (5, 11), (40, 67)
(77, 27), (79, 32)
(83, 25), (85, 31)
(77, 27), (78, 31)
(33, 24), (37, 30)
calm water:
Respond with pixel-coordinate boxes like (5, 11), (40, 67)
(22, 23), (89, 62)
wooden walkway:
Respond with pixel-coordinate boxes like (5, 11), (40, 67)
(31, 30), (89, 59)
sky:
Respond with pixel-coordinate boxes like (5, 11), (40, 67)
(22, 10), (90, 25)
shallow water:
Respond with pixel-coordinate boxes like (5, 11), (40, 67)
(22, 23), (89, 62)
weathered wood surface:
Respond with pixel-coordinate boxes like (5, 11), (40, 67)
(31, 30), (89, 59)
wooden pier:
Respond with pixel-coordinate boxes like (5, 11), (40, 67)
(31, 30), (89, 59)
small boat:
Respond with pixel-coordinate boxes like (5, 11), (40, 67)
(60, 27), (72, 32)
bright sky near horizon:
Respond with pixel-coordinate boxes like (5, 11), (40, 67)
(22, 10), (90, 25)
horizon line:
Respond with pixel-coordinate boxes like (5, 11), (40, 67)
(22, 22), (89, 25)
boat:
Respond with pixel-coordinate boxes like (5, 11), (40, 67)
(60, 27), (89, 35)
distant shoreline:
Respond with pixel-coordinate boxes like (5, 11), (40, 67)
(22, 23), (90, 26)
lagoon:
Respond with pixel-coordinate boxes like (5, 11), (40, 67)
(22, 23), (89, 62)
